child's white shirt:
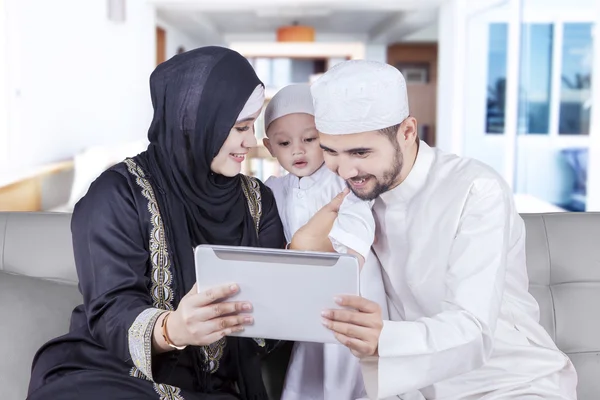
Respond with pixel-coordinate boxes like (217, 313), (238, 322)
(264, 163), (375, 260)
(265, 163), (389, 400)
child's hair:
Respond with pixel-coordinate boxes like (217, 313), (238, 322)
(264, 84), (315, 136)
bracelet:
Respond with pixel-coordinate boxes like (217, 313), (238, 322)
(161, 311), (187, 351)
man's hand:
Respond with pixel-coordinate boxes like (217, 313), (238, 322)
(289, 188), (349, 252)
(321, 295), (383, 358)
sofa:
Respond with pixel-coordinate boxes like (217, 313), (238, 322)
(1, 211), (599, 400)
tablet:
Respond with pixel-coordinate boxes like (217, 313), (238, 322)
(194, 245), (360, 344)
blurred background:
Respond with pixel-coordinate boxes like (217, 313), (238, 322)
(0, 0), (598, 214)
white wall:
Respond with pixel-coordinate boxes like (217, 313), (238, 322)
(157, 17), (204, 59)
(365, 44), (387, 63)
(0, 0), (8, 168)
(401, 24), (438, 42)
(522, 0), (598, 15)
(3, 0), (156, 174)
(436, 0), (467, 155)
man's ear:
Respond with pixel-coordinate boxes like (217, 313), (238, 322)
(263, 138), (275, 157)
(399, 117), (418, 144)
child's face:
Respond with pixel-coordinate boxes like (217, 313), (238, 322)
(264, 113), (324, 178)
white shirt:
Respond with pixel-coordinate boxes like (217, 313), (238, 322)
(361, 141), (578, 400)
(265, 163), (375, 260)
(266, 164), (387, 400)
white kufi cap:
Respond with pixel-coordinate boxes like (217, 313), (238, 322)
(264, 84), (314, 131)
(311, 60), (409, 135)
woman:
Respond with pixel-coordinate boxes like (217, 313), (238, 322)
(28, 47), (285, 400)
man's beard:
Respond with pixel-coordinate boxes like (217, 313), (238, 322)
(346, 150), (403, 201)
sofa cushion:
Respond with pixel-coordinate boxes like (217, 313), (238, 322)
(1, 211), (598, 399)
(2, 212), (77, 283)
(0, 271), (82, 400)
(522, 213), (600, 399)
(0, 214), (7, 269)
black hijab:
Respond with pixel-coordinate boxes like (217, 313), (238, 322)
(146, 46), (261, 243)
(138, 46), (263, 295)
(135, 47), (267, 398)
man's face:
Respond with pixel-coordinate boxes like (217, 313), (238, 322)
(319, 128), (404, 201)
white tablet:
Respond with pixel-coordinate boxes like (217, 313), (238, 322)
(194, 245), (360, 344)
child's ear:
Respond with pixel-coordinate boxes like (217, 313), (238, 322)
(263, 138), (275, 157)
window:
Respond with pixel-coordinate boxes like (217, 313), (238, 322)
(518, 24), (554, 135)
(484, 21), (595, 137)
(485, 23), (508, 134)
(559, 23), (593, 135)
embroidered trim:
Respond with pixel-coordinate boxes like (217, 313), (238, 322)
(124, 164), (265, 389)
(125, 159), (185, 398)
(154, 383), (185, 400)
(240, 175), (268, 349)
(203, 338), (227, 373)
(130, 366), (151, 381)
(128, 308), (165, 381)
(131, 366), (184, 400)
(125, 159), (183, 399)
(241, 175), (262, 235)
(124, 159), (175, 311)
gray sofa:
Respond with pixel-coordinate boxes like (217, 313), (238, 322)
(1, 212), (599, 399)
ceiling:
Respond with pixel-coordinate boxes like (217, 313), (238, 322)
(198, 9), (392, 35)
(154, 0), (442, 45)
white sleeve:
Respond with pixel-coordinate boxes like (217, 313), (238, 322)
(264, 175), (277, 191)
(361, 179), (511, 399)
(328, 193), (375, 260)
(264, 175), (283, 205)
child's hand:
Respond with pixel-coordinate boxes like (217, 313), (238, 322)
(289, 188), (349, 252)
(347, 248), (365, 270)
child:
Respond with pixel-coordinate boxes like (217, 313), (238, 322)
(263, 84), (388, 400)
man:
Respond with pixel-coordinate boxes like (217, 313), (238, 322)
(290, 60), (578, 399)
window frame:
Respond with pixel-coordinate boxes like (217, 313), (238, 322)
(483, 13), (595, 150)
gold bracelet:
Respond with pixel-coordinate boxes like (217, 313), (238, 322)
(161, 311), (187, 351)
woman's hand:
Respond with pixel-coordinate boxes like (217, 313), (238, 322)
(153, 283), (253, 352)
(289, 188), (349, 252)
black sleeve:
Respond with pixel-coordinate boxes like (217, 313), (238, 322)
(257, 181), (286, 250)
(71, 170), (162, 379)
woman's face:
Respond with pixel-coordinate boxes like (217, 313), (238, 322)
(210, 110), (261, 177)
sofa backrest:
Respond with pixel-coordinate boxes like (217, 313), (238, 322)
(0, 212), (599, 399)
(0, 212), (77, 283)
(522, 213), (600, 399)
(0, 212), (81, 400)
